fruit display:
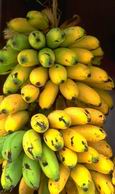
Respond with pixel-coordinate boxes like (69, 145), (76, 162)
(0, 2), (115, 194)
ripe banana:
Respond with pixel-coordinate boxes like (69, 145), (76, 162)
(92, 98), (109, 115)
(19, 177), (34, 194)
(48, 110), (71, 129)
(65, 178), (78, 194)
(23, 129), (42, 160)
(38, 80), (58, 109)
(76, 180), (95, 194)
(38, 173), (49, 194)
(38, 48), (55, 68)
(29, 30), (46, 50)
(0, 113), (8, 136)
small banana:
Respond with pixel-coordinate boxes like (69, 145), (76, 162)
(38, 173), (50, 194)
(76, 180), (95, 194)
(19, 177), (34, 194)
(38, 48), (55, 68)
(65, 178), (78, 194)
(23, 129), (42, 160)
(48, 110), (71, 129)
(29, 30), (46, 50)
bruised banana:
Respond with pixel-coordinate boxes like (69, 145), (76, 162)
(65, 178), (78, 194)
(38, 173), (49, 194)
(19, 177), (34, 194)
(76, 180), (95, 194)
(22, 154), (41, 189)
(23, 129), (42, 160)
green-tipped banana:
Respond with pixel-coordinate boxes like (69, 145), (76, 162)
(2, 130), (25, 162)
(38, 48), (55, 68)
(23, 129), (42, 160)
(29, 30), (46, 50)
(22, 154), (41, 189)
(46, 28), (65, 49)
(39, 142), (60, 181)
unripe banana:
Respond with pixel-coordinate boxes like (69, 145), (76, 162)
(67, 63), (91, 80)
(76, 82), (101, 106)
(91, 171), (114, 194)
(38, 48), (55, 68)
(0, 135), (8, 159)
(19, 177), (34, 194)
(91, 47), (104, 56)
(22, 154), (41, 189)
(54, 48), (78, 66)
(38, 80), (58, 109)
(86, 154), (114, 174)
(43, 128), (64, 151)
(64, 107), (91, 125)
(89, 140), (113, 158)
(48, 164), (70, 194)
(70, 164), (92, 192)
(29, 66), (48, 87)
(60, 79), (79, 100)
(62, 128), (88, 152)
(58, 147), (78, 168)
(49, 64), (67, 84)
(55, 95), (66, 110)
(72, 124), (106, 142)
(76, 180), (95, 194)
(38, 173), (50, 194)
(48, 110), (71, 129)
(5, 111), (29, 132)
(0, 94), (28, 114)
(65, 178), (78, 194)
(31, 113), (49, 133)
(0, 113), (8, 136)
(39, 142), (60, 181)
(23, 129), (42, 160)
(29, 30), (46, 50)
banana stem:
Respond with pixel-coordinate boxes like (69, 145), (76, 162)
(52, 0), (58, 27)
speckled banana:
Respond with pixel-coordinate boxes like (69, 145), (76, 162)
(19, 177), (34, 194)
(23, 129), (42, 160)
(38, 48), (55, 68)
(0, 94), (28, 114)
(38, 80), (59, 109)
(76, 180), (95, 194)
(48, 110), (71, 129)
(65, 178), (78, 194)
(48, 164), (70, 194)
(38, 173), (49, 194)
(22, 154), (41, 189)
(58, 147), (78, 168)
(2, 130), (25, 162)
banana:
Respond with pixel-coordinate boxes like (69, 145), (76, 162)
(88, 140), (113, 158)
(65, 178), (78, 194)
(55, 95), (66, 110)
(29, 30), (46, 50)
(91, 171), (114, 194)
(84, 108), (105, 126)
(7, 17), (36, 33)
(70, 164), (92, 192)
(58, 147), (78, 168)
(1, 153), (23, 191)
(0, 135), (8, 159)
(39, 142), (60, 181)
(21, 84), (40, 103)
(19, 177), (34, 194)
(76, 82), (101, 106)
(48, 110), (71, 129)
(54, 48), (78, 66)
(92, 98), (109, 115)
(46, 27), (65, 49)
(76, 180), (95, 194)
(67, 63), (91, 81)
(70, 35), (100, 50)
(64, 107), (91, 125)
(0, 113), (8, 136)
(91, 47), (104, 57)
(38, 48), (55, 68)
(61, 26), (85, 47)
(60, 79), (79, 100)
(62, 128), (88, 152)
(77, 146), (99, 163)
(31, 113), (49, 133)
(43, 128), (64, 151)
(22, 154), (41, 189)
(5, 111), (29, 132)
(48, 164), (70, 194)
(2, 130), (25, 162)
(85, 154), (114, 174)
(0, 94), (28, 114)
(39, 81), (59, 109)
(71, 48), (93, 65)
(38, 173), (50, 194)
(49, 64), (67, 84)
(29, 66), (48, 87)
(71, 124), (106, 142)
(23, 129), (42, 160)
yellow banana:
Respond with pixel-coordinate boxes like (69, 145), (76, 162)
(85, 154), (114, 174)
(88, 140), (113, 158)
(64, 107), (91, 125)
(19, 177), (34, 194)
(76, 82), (101, 106)
(38, 80), (59, 109)
(91, 47), (104, 57)
(62, 128), (88, 152)
(55, 94), (66, 110)
(59, 79), (79, 100)
(48, 110), (71, 129)
(49, 64), (67, 84)
(91, 171), (114, 194)
(92, 98), (109, 115)
(67, 63), (91, 81)
(65, 178), (78, 194)
(76, 180), (95, 194)
(0, 113), (8, 136)
(31, 113), (49, 133)
(48, 164), (70, 194)
(72, 124), (106, 142)
(58, 147), (78, 168)
(29, 66), (48, 87)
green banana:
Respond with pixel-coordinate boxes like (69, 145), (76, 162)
(38, 48), (55, 68)
(38, 173), (50, 194)
(0, 135), (8, 160)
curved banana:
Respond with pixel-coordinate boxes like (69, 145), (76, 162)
(38, 48), (55, 68)
(19, 177), (34, 194)
(29, 30), (46, 50)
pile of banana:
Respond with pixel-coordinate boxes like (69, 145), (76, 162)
(0, 8), (115, 194)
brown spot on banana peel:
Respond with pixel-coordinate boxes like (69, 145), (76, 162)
(6, 175), (12, 183)
(71, 136), (74, 146)
(7, 151), (12, 162)
(35, 82), (41, 87)
(92, 157), (99, 163)
(42, 161), (48, 167)
(59, 116), (70, 127)
(84, 110), (91, 123)
(82, 141), (88, 151)
(24, 163), (31, 170)
(27, 144), (34, 158)
(36, 121), (47, 131)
